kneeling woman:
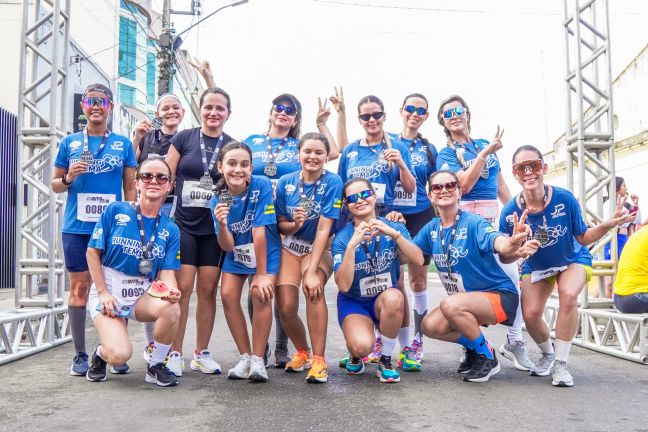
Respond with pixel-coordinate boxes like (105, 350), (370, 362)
(211, 142), (281, 383)
(413, 170), (533, 383)
(86, 157), (182, 387)
(332, 179), (423, 383)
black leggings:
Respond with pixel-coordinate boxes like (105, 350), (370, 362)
(614, 293), (648, 313)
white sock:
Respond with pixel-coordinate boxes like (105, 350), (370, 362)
(554, 338), (572, 363)
(537, 339), (554, 354)
(149, 340), (171, 366)
(507, 300), (524, 342)
(144, 322), (155, 345)
(398, 327), (410, 350)
(381, 335), (397, 358)
(412, 291), (428, 342)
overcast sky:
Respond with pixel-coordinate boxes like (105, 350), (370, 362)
(154, 0), (648, 186)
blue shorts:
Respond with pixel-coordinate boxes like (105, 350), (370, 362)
(62, 233), (92, 272)
(604, 233), (628, 260)
(337, 291), (389, 327)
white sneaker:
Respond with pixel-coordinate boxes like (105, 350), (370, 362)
(165, 351), (184, 377)
(227, 353), (251, 380)
(248, 355), (268, 382)
(551, 360), (574, 387)
(142, 342), (154, 364)
(190, 349), (222, 374)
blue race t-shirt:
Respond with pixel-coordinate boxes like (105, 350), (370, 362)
(337, 138), (414, 208)
(211, 175), (281, 275)
(275, 170), (343, 256)
(54, 131), (137, 234)
(389, 133), (437, 214)
(244, 134), (300, 186)
(88, 201), (181, 278)
(436, 138), (500, 201)
(499, 185), (592, 276)
(413, 211), (517, 295)
(332, 217), (410, 299)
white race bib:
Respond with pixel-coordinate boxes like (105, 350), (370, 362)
(371, 183), (387, 204)
(282, 234), (312, 257)
(233, 243), (256, 268)
(77, 193), (116, 222)
(111, 274), (150, 306)
(531, 266), (568, 283)
(359, 272), (392, 297)
(393, 180), (416, 206)
(439, 272), (466, 296)
(181, 180), (213, 208)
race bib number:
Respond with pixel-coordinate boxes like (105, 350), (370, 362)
(359, 272), (392, 297)
(181, 180), (213, 208)
(371, 183), (387, 204)
(282, 234), (312, 257)
(111, 274), (150, 306)
(393, 181), (416, 206)
(439, 272), (466, 296)
(233, 243), (256, 268)
(531, 266), (568, 283)
(77, 193), (115, 222)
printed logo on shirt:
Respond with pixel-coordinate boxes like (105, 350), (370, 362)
(158, 228), (169, 241)
(411, 152), (426, 167)
(430, 231), (438, 240)
(285, 184), (296, 195)
(316, 182), (328, 195)
(115, 214), (131, 226)
(333, 199), (342, 209)
(347, 161), (390, 180)
(333, 253), (342, 265)
(484, 225), (496, 233)
(110, 236), (166, 260)
(462, 154), (497, 170)
(264, 204), (275, 215)
(253, 137), (265, 144)
(355, 248), (397, 273)
(441, 162), (450, 170)
(70, 141), (82, 150)
(432, 246), (469, 269)
(551, 204), (566, 218)
(249, 190), (260, 203)
(92, 228), (103, 240)
(538, 225), (568, 248)
(288, 202), (321, 220)
(347, 151), (358, 160)
(69, 154), (125, 174)
(505, 214), (515, 227)
(456, 228), (468, 240)
(229, 212), (255, 234)
(110, 141), (124, 151)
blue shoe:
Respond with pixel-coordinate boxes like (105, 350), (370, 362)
(397, 347), (421, 372)
(110, 363), (130, 374)
(69, 352), (89, 376)
(376, 355), (400, 383)
(345, 357), (365, 375)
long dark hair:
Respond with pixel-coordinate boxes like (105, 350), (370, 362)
(213, 141), (252, 193)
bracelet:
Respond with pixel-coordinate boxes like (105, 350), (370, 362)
(61, 174), (73, 186)
(316, 123), (326, 127)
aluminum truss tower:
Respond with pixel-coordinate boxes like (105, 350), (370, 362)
(1, 0), (72, 365)
(544, 0), (647, 364)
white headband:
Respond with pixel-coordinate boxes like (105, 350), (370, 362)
(156, 94), (183, 110)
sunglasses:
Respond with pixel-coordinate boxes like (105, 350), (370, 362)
(345, 189), (375, 204)
(404, 105), (428, 116)
(358, 111), (385, 122)
(431, 181), (458, 194)
(82, 97), (110, 109)
(513, 159), (544, 176)
(442, 106), (466, 119)
(138, 172), (170, 184)
(274, 104), (298, 116)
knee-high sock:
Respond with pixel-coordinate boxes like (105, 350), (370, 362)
(144, 322), (155, 345)
(412, 290), (428, 343)
(68, 306), (87, 354)
(274, 300), (288, 348)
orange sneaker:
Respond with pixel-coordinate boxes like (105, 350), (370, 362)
(306, 356), (328, 383)
(285, 349), (312, 373)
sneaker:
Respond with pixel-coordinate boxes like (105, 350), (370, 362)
(190, 350), (222, 374)
(145, 363), (178, 387)
(165, 351), (184, 377)
(410, 339), (424, 363)
(345, 356), (365, 375)
(274, 342), (290, 369)
(367, 337), (382, 363)
(86, 349), (107, 382)
(457, 348), (477, 374)
(285, 349), (312, 373)
(263, 344), (272, 368)
(228, 354), (251, 380)
(530, 351), (556, 377)
(338, 354), (368, 368)
(376, 355), (400, 383)
(499, 339), (534, 371)
(110, 363), (130, 374)
(551, 360), (574, 387)
(463, 349), (501, 383)
(397, 347), (421, 372)
(248, 355), (269, 382)
(306, 356), (328, 383)
(142, 342), (154, 363)
(69, 352), (89, 376)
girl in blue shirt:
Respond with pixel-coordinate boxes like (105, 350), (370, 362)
(499, 145), (636, 387)
(211, 142), (282, 383)
(332, 178), (423, 383)
(85, 157), (182, 387)
(275, 133), (343, 383)
(413, 170), (532, 383)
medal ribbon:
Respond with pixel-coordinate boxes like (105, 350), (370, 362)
(266, 135), (290, 164)
(134, 204), (161, 262)
(298, 170), (325, 202)
(83, 128), (111, 158)
(520, 185), (550, 235)
(438, 210), (463, 277)
(199, 133), (224, 178)
(360, 234), (381, 285)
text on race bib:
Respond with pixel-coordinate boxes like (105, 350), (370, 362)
(359, 272), (392, 297)
(530, 266), (568, 284)
(77, 193), (116, 222)
(439, 272), (466, 296)
(282, 234), (312, 257)
(393, 180), (416, 206)
(111, 275), (150, 305)
(370, 183), (387, 204)
(181, 180), (213, 208)
(233, 243), (257, 268)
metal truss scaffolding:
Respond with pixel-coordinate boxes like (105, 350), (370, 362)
(1, 0), (72, 365)
(558, 0), (648, 364)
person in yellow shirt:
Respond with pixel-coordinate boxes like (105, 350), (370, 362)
(614, 224), (648, 313)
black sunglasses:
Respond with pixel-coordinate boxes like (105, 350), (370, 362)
(358, 112), (385, 122)
(274, 104), (298, 116)
(404, 105), (427, 116)
(138, 172), (170, 184)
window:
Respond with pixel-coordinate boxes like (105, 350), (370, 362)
(118, 17), (137, 79)
(119, 83), (136, 107)
(146, 52), (156, 104)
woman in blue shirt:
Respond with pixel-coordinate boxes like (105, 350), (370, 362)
(211, 142), (282, 383)
(332, 178), (423, 384)
(85, 157), (181, 387)
(413, 170), (532, 383)
(500, 145), (636, 387)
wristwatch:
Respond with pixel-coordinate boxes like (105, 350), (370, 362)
(61, 173), (73, 186)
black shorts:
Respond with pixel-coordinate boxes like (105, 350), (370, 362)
(481, 290), (519, 327)
(179, 229), (225, 268)
(403, 206), (436, 265)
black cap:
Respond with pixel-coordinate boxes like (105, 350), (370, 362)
(83, 83), (113, 103)
(272, 93), (301, 112)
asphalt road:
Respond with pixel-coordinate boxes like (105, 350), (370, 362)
(1, 276), (647, 432)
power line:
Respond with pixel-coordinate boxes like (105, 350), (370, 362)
(312, 0), (485, 13)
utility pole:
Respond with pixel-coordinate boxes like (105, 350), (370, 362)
(157, 0), (173, 96)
